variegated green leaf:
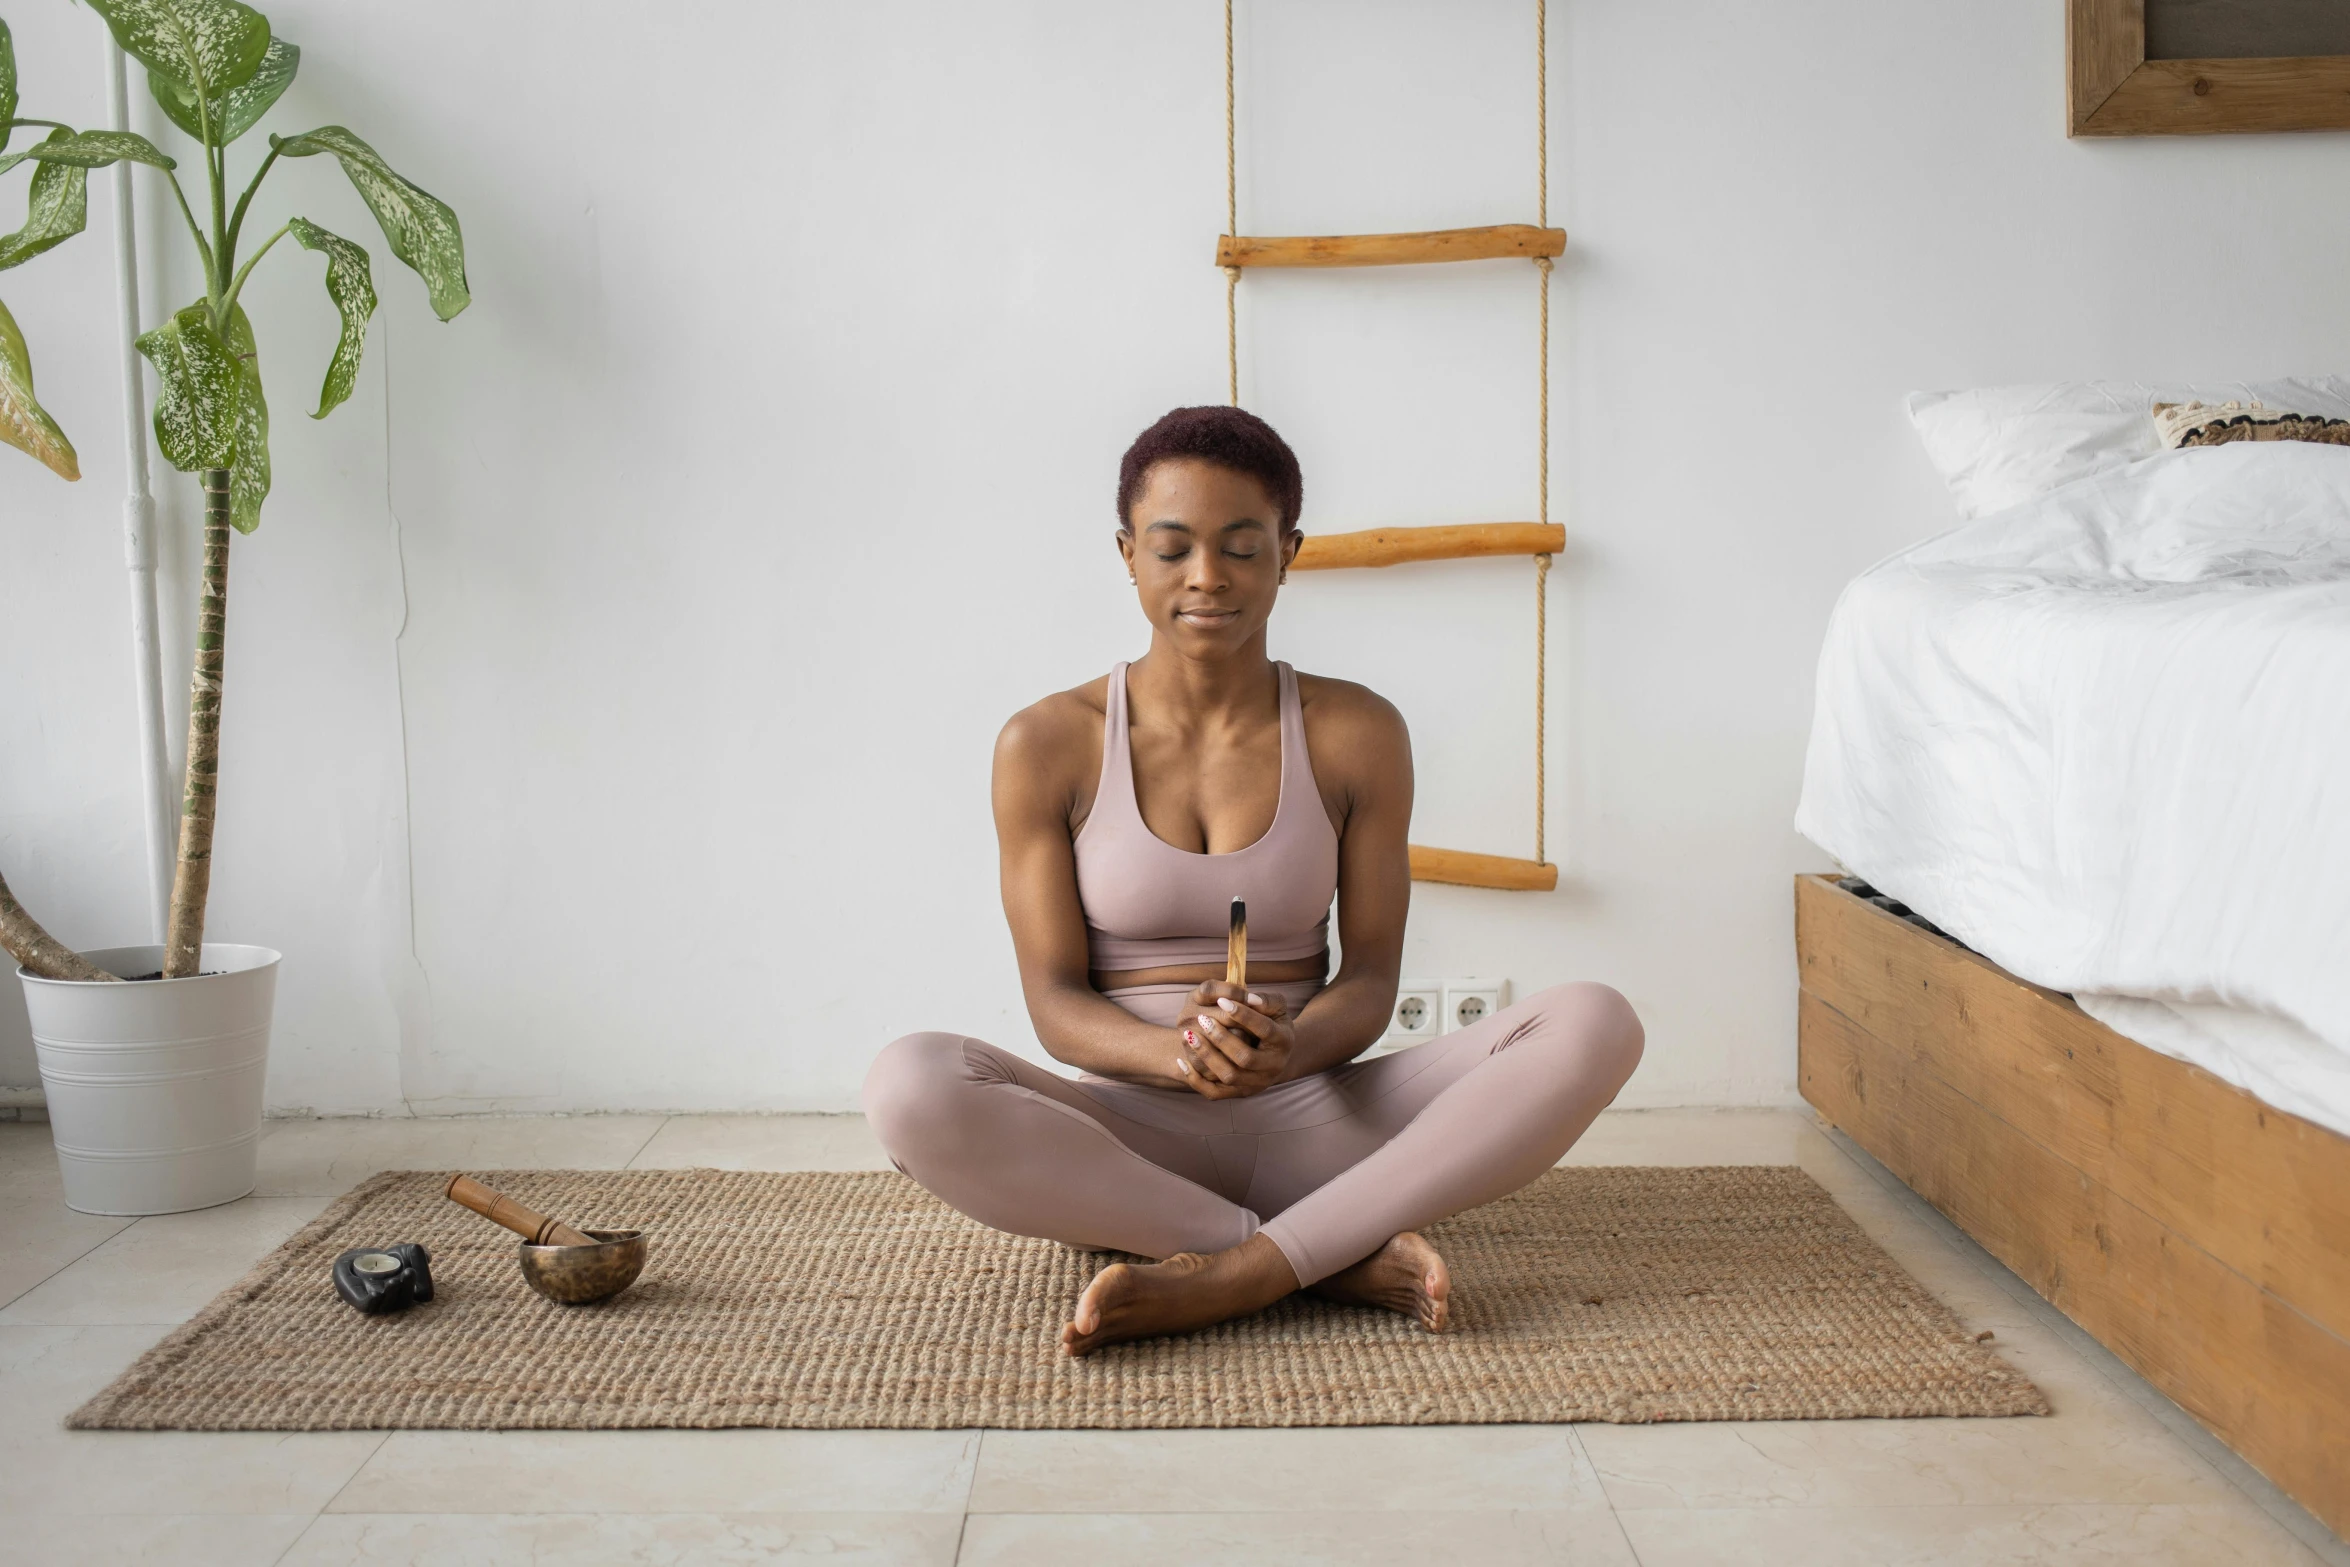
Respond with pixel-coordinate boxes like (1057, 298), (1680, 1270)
(288, 217), (372, 418)
(18, 127), (175, 170)
(1, 20), (20, 155)
(149, 34), (296, 146)
(274, 126), (468, 321)
(0, 293), (78, 479)
(0, 132), (89, 272)
(136, 301), (239, 471)
(221, 302), (266, 530)
(86, 0), (268, 107)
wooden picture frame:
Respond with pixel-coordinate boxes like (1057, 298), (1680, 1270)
(2069, 0), (2350, 136)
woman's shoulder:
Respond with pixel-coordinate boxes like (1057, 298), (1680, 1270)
(994, 676), (1110, 778)
(1291, 671), (1410, 817)
(1292, 670), (1407, 739)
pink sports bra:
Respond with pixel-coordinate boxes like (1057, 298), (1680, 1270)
(1075, 661), (1340, 973)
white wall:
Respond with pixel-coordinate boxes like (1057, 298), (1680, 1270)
(5, 1), (2347, 1115)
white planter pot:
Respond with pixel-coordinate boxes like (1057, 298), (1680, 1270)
(17, 944), (279, 1216)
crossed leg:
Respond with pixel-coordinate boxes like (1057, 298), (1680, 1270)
(862, 982), (1644, 1354)
(861, 1031), (1262, 1259)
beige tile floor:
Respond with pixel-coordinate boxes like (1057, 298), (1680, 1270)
(0, 1107), (2341, 1567)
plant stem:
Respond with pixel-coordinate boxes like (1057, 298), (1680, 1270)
(164, 168), (216, 281)
(222, 222), (289, 318)
(207, 143), (229, 309)
(224, 144), (280, 265)
(5, 118), (73, 132)
(0, 869), (121, 982)
(162, 471), (233, 978)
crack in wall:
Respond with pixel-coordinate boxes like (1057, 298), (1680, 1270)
(381, 315), (434, 1120)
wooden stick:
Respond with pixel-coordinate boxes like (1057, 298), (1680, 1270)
(1216, 224), (1566, 269)
(444, 1174), (597, 1247)
(1227, 898), (1247, 988)
(1409, 845), (1559, 891)
(1292, 522), (1566, 572)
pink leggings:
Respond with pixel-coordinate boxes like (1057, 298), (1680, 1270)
(861, 983), (1643, 1286)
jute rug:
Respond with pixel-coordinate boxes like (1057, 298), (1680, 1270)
(70, 1166), (2047, 1431)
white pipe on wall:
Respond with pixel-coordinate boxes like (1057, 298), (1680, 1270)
(104, 36), (172, 942)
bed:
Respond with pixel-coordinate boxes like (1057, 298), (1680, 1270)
(1793, 432), (2350, 1536)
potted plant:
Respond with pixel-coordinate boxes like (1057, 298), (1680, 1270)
(0, 0), (468, 1214)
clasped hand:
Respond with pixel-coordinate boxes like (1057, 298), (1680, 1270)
(1174, 982), (1295, 1098)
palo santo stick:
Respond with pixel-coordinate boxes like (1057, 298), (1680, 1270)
(1227, 897), (1247, 989)
(445, 1173), (597, 1247)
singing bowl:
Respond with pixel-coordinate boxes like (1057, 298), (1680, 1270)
(517, 1228), (648, 1305)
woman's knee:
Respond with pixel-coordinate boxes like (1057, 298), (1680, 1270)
(861, 1032), (980, 1149)
(1526, 981), (1645, 1084)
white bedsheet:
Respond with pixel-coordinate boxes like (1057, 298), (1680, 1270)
(1795, 442), (2350, 1137)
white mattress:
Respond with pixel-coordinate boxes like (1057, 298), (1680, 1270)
(1796, 442), (2350, 1138)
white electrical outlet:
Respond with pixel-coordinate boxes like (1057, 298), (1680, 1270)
(1442, 978), (1510, 1034)
(1373, 980), (1442, 1053)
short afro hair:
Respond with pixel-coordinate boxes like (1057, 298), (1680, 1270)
(1117, 405), (1304, 535)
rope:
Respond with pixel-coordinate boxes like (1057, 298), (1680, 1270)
(1225, 0), (1237, 239)
(1532, 0), (1551, 867)
(1225, 0), (1240, 405)
(1225, 266), (1241, 405)
(1536, 258), (1551, 527)
(1533, 252), (1550, 864)
(1535, 549), (1549, 866)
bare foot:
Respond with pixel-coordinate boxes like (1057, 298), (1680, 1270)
(1307, 1231), (1451, 1333)
(1061, 1233), (1299, 1357)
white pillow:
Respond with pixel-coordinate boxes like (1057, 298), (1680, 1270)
(1906, 376), (2350, 519)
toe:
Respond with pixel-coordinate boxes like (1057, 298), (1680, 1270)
(1061, 1312), (1110, 1356)
(1072, 1267), (1121, 1334)
(1062, 1316), (1115, 1358)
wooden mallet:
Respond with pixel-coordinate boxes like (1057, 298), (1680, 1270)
(444, 1173), (597, 1248)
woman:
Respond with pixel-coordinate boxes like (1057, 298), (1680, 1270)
(864, 406), (1644, 1356)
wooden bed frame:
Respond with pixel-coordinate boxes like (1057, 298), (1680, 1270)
(1794, 874), (2349, 1538)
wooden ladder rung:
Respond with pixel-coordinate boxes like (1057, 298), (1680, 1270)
(1217, 224), (1566, 270)
(1292, 523), (1563, 571)
(1410, 846), (1558, 891)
